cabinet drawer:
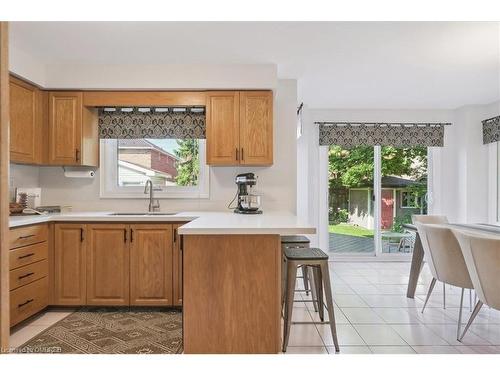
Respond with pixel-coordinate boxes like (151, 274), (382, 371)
(10, 224), (48, 249)
(10, 241), (48, 270)
(10, 259), (48, 291)
(10, 276), (48, 327)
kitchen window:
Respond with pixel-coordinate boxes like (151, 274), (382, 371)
(100, 138), (209, 198)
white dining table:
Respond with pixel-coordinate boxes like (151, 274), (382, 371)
(403, 223), (500, 298)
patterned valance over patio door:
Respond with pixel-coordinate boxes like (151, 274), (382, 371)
(98, 107), (206, 139)
(482, 116), (500, 144)
(317, 122), (449, 148)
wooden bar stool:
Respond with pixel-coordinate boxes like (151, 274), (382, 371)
(282, 247), (339, 353)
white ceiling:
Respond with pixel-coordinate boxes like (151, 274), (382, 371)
(10, 21), (500, 109)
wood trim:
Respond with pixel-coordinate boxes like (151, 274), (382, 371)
(0, 21), (9, 351)
(83, 91), (206, 107)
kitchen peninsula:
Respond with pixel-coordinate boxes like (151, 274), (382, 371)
(8, 211), (315, 354)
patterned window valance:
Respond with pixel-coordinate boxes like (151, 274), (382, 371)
(98, 107), (206, 139)
(482, 116), (500, 144)
(317, 122), (449, 148)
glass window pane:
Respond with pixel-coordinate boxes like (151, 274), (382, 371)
(117, 139), (200, 187)
(328, 145), (375, 254)
(380, 146), (428, 254)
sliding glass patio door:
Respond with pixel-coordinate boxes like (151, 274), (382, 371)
(328, 145), (429, 257)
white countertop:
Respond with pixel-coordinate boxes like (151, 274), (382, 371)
(9, 211), (316, 236)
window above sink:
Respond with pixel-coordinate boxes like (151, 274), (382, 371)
(100, 139), (209, 199)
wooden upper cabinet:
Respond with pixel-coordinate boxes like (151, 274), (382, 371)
(54, 224), (86, 305)
(239, 91), (273, 165)
(130, 224), (173, 306)
(172, 223), (183, 306)
(48, 92), (98, 167)
(9, 76), (45, 164)
(206, 90), (273, 166)
(48, 92), (82, 165)
(86, 224), (129, 305)
(206, 91), (240, 165)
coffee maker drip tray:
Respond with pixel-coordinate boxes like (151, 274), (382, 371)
(234, 209), (263, 215)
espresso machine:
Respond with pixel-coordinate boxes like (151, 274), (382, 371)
(233, 173), (262, 214)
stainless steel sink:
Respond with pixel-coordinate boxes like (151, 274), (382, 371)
(108, 212), (177, 216)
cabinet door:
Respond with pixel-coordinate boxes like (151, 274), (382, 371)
(172, 224), (183, 306)
(54, 224), (86, 305)
(9, 77), (38, 164)
(48, 91), (82, 165)
(206, 91), (240, 165)
(130, 224), (173, 306)
(239, 91), (273, 165)
(87, 224), (129, 305)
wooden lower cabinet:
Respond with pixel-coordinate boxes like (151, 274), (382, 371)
(173, 224), (183, 306)
(130, 224), (173, 306)
(86, 224), (130, 305)
(10, 277), (48, 327)
(54, 224), (86, 305)
(183, 234), (281, 354)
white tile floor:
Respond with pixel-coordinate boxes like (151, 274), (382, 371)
(8, 261), (500, 354)
(285, 261), (500, 354)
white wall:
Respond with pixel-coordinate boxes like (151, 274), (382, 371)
(9, 44), (47, 86)
(44, 64), (277, 90)
(36, 79), (297, 213)
(433, 100), (500, 223)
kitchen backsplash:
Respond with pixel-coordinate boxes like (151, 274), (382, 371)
(9, 164), (40, 202)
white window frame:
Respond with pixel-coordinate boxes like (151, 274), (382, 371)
(99, 139), (210, 199)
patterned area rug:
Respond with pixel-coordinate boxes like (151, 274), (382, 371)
(17, 307), (183, 354)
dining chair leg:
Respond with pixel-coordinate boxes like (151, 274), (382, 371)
(457, 288), (465, 340)
(302, 266), (310, 296)
(313, 266), (324, 321)
(320, 262), (339, 352)
(443, 282), (446, 309)
(282, 261), (297, 352)
(459, 301), (484, 342)
(421, 277), (437, 313)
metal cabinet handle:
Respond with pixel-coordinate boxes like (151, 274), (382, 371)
(173, 228), (177, 243)
(18, 234), (35, 240)
(236, 148), (239, 161)
(80, 228), (84, 242)
(18, 299), (34, 308)
(18, 253), (35, 259)
(130, 229), (134, 243)
(18, 272), (34, 280)
(241, 148), (244, 161)
(124, 228), (127, 243)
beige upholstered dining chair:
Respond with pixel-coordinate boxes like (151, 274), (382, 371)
(414, 223), (474, 340)
(412, 215), (450, 308)
(452, 229), (500, 341)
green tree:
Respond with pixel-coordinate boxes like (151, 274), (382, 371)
(174, 139), (199, 186)
(328, 145), (427, 189)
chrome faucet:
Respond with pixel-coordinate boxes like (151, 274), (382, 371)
(144, 180), (160, 212)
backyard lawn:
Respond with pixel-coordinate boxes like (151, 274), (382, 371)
(328, 223), (374, 238)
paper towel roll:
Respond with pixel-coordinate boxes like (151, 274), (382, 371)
(63, 170), (95, 178)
